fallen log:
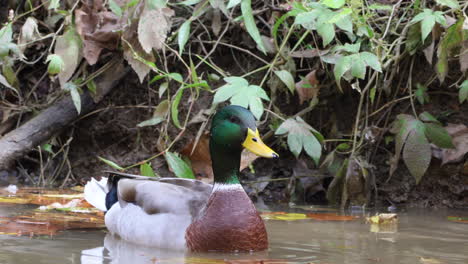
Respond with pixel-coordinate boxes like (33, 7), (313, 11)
(0, 58), (128, 170)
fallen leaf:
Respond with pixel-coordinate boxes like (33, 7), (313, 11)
(137, 7), (174, 53)
(295, 70), (323, 104)
(123, 22), (155, 82)
(460, 40), (468, 72)
(441, 124), (468, 165)
(447, 216), (468, 223)
(18, 17), (41, 52)
(306, 213), (359, 221)
(261, 212), (308, 221)
(419, 257), (444, 264)
(290, 48), (329, 58)
(366, 213), (398, 224)
(75, 2), (121, 65)
(55, 27), (82, 86)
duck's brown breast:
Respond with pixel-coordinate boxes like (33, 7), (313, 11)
(185, 186), (268, 252)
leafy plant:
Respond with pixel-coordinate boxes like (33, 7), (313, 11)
(392, 112), (454, 183)
(165, 152), (195, 179)
(212, 77), (269, 119)
(275, 117), (324, 165)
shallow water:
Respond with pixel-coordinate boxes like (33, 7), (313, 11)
(0, 205), (467, 264)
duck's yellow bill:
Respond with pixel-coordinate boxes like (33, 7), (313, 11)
(242, 129), (279, 158)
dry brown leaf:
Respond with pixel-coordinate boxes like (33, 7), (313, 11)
(18, 17), (41, 52)
(75, 2), (121, 65)
(137, 7), (174, 53)
(295, 69), (322, 104)
(460, 40), (468, 73)
(441, 124), (468, 165)
(290, 49), (329, 58)
(55, 28), (82, 86)
(123, 21), (155, 83)
(211, 9), (221, 36)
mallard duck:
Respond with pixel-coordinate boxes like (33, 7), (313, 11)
(84, 105), (278, 252)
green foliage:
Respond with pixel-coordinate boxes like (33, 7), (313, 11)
(98, 156), (125, 171)
(241, 0), (266, 53)
(213, 77), (269, 119)
(410, 9), (446, 42)
(137, 100), (169, 127)
(274, 70), (295, 94)
(393, 113), (453, 183)
(436, 18), (464, 82)
(63, 82), (81, 114)
(165, 152), (195, 179)
(415, 83), (429, 105)
(140, 163), (157, 177)
(178, 21), (191, 54)
(459, 80), (468, 104)
(275, 117), (323, 165)
(46, 54), (64, 75)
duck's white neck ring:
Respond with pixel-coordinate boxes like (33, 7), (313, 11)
(211, 183), (244, 193)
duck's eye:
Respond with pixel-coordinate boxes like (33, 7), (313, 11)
(252, 138), (258, 142)
(229, 115), (241, 124)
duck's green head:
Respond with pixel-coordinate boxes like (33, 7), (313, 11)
(210, 105), (278, 158)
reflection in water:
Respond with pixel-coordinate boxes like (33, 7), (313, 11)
(0, 208), (468, 264)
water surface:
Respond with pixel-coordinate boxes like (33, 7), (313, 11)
(0, 205), (467, 264)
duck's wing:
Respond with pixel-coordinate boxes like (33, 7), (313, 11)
(117, 178), (212, 217)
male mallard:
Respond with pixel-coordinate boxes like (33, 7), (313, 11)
(84, 105), (278, 252)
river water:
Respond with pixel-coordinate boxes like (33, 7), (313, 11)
(0, 205), (467, 264)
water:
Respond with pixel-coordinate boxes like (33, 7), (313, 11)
(0, 206), (467, 264)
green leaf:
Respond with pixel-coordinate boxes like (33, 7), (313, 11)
(420, 12), (435, 42)
(350, 54), (366, 79)
(147, 0), (167, 8)
(0, 73), (13, 90)
(42, 144), (54, 154)
(334, 55), (351, 81)
(165, 152), (195, 179)
(336, 143), (350, 151)
(0, 23), (13, 43)
(459, 80), (468, 103)
(334, 42), (361, 53)
(334, 14), (353, 33)
(108, 0), (122, 17)
(418, 111), (440, 124)
(321, 0), (345, 9)
(227, 0), (241, 8)
(241, 0), (266, 53)
(87, 80), (97, 94)
(415, 83), (429, 104)
(159, 81), (168, 98)
(360, 52), (382, 72)
(64, 82), (81, 114)
(137, 99), (169, 127)
(171, 87), (185, 129)
(368, 4), (392, 10)
(212, 77), (269, 119)
(140, 163), (156, 177)
(46, 54), (64, 75)
(98, 156), (124, 170)
(316, 22), (335, 46)
(48, 0), (60, 9)
(179, 0), (202, 5)
(275, 117), (323, 165)
(424, 123), (454, 148)
(274, 70), (295, 94)
(435, 0), (460, 9)
(178, 20), (191, 54)
(436, 18), (464, 82)
(402, 121), (431, 184)
(167, 72), (183, 83)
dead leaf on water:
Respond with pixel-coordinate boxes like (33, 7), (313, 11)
(306, 213), (359, 221)
(419, 257), (444, 264)
(447, 216), (468, 224)
(366, 213), (398, 224)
